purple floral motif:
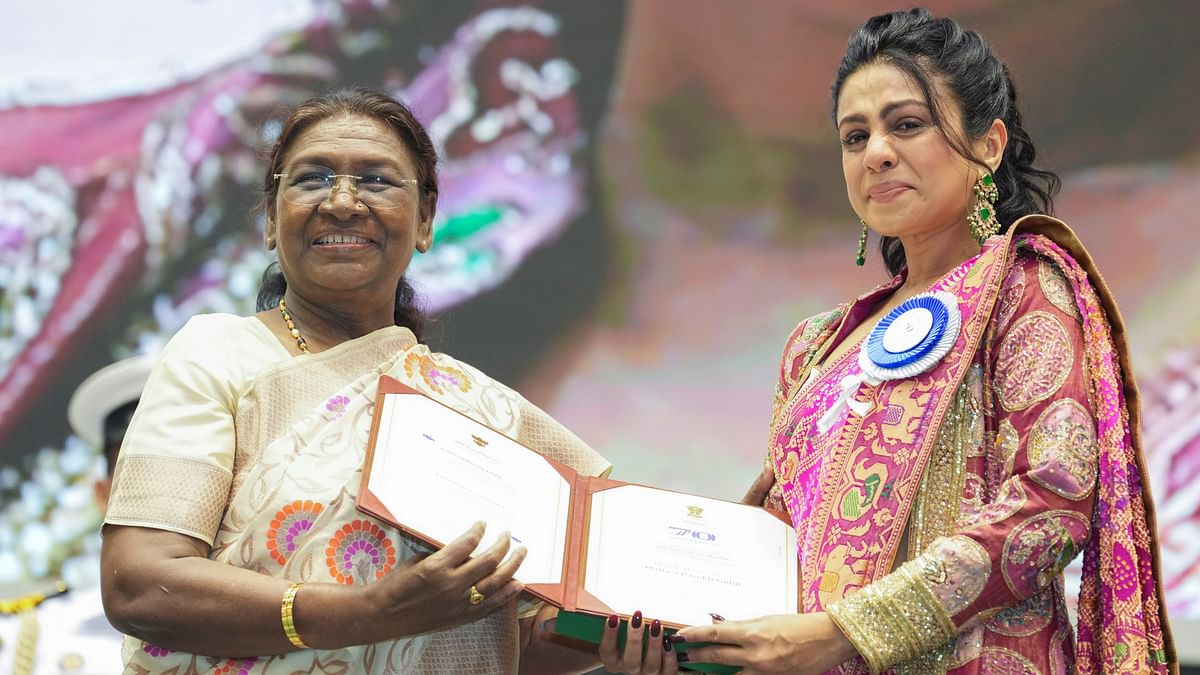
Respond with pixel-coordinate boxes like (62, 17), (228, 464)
(325, 394), (350, 419)
(143, 643), (172, 657)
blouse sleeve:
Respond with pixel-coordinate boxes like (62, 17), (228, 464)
(827, 254), (1099, 673)
(103, 315), (246, 546)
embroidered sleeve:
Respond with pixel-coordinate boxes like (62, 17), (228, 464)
(828, 255), (1098, 672)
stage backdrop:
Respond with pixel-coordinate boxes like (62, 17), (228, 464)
(3, 0), (1199, 658)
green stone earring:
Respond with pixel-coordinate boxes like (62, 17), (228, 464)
(855, 220), (868, 267)
(967, 173), (1000, 244)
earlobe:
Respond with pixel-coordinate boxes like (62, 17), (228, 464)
(417, 204), (435, 254)
(265, 220), (277, 250)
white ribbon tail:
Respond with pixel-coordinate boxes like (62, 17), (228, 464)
(817, 372), (874, 434)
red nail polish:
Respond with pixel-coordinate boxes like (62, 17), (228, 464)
(663, 637), (673, 652)
(709, 612), (726, 623)
(650, 619), (661, 637)
(666, 634), (686, 644)
(607, 614), (618, 628)
(678, 652), (690, 663)
(631, 610), (643, 629)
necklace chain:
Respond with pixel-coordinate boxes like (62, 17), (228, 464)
(277, 299), (310, 353)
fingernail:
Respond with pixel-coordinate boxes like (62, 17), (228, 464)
(677, 652), (690, 663)
(631, 610), (643, 629)
(607, 614), (618, 628)
(663, 637), (673, 652)
(650, 619), (661, 637)
(709, 612), (726, 623)
(666, 634), (686, 644)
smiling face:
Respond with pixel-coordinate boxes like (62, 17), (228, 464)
(265, 114), (433, 310)
(836, 62), (991, 243)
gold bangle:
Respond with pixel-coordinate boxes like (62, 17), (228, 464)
(281, 582), (309, 649)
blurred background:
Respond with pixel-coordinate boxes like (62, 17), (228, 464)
(2, 0), (1199, 665)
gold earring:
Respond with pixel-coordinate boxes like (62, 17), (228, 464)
(967, 173), (1000, 243)
(855, 220), (868, 267)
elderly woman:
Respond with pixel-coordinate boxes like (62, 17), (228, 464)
(603, 9), (1174, 675)
(101, 89), (608, 673)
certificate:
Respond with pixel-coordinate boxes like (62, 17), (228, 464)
(357, 376), (797, 634)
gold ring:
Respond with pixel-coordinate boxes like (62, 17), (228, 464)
(468, 585), (485, 606)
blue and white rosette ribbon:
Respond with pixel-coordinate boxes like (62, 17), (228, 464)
(817, 291), (961, 433)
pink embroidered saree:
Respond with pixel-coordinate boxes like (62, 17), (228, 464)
(758, 217), (1174, 674)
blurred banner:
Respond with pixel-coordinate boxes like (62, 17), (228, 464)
(2, 0), (1198, 658)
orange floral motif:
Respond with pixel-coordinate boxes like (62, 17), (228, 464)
(326, 519), (397, 585)
(212, 657), (257, 674)
(403, 352), (472, 395)
(266, 500), (325, 566)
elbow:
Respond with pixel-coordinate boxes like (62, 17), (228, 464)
(101, 562), (150, 636)
(100, 526), (202, 641)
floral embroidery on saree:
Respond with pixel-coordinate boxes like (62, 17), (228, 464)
(1000, 509), (1090, 597)
(266, 499), (325, 565)
(986, 590), (1054, 638)
(404, 351), (472, 395)
(1027, 398), (1097, 499)
(996, 418), (1020, 476)
(993, 310), (1073, 412)
(326, 519), (398, 584)
(1037, 259), (1081, 321)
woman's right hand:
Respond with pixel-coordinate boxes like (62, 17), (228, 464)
(359, 521), (528, 637)
(598, 611), (680, 675)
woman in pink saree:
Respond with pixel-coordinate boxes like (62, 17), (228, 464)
(99, 89), (609, 674)
(602, 9), (1175, 675)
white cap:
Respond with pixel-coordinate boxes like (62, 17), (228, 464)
(67, 354), (158, 449)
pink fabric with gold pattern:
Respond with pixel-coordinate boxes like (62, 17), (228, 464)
(762, 217), (1173, 674)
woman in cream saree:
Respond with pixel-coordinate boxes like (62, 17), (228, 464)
(106, 314), (609, 673)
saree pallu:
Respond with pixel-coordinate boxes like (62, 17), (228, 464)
(760, 216), (1174, 674)
(107, 319), (610, 674)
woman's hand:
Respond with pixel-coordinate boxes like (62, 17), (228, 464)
(675, 612), (858, 675)
(356, 521), (528, 638)
(598, 611), (680, 675)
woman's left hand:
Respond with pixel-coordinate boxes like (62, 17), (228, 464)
(675, 612), (858, 675)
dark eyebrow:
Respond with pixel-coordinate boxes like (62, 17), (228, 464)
(837, 99), (929, 128)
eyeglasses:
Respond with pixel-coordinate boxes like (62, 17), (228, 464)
(274, 169), (419, 209)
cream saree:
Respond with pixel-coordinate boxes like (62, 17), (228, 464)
(106, 315), (609, 674)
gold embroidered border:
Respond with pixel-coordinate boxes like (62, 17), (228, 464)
(908, 375), (975, 559)
(106, 453), (233, 545)
(827, 559), (957, 674)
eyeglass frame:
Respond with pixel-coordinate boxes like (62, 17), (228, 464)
(272, 171), (420, 209)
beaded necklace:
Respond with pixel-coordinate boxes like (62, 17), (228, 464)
(277, 299), (310, 353)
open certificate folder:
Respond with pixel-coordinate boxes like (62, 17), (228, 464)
(357, 376), (799, 638)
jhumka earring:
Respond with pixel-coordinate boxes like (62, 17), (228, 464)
(967, 173), (1000, 243)
(855, 220), (868, 267)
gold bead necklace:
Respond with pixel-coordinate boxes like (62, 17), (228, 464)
(277, 299), (310, 353)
